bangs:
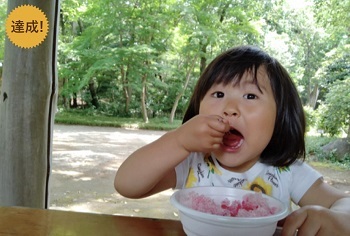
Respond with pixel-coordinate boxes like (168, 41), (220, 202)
(206, 63), (264, 97)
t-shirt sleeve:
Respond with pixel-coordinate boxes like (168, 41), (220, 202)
(290, 161), (323, 204)
(174, 154), (191, 189)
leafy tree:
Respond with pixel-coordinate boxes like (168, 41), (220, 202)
(58, 0), (89, 108)
(60, 0), (180, 122)
(54, 0), (350, 134)
(313, 0), (350, 138)
(0, 0), (7, 86)
(317, 46), (350, 138)
(314, 0), (350, 39)
(262, 1), (328, 108)
(0, 0), (6, 57)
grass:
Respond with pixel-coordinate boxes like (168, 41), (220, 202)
(55, 110), (182, 131)
(307, 160), (348, 171)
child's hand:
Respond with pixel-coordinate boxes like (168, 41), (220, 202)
(281, 205), (350, 236)
(174, 114), (230, 154)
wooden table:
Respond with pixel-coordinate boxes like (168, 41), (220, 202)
(0, 206), (186, 235)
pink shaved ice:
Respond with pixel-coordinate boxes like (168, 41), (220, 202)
(182, 191), (279, 217)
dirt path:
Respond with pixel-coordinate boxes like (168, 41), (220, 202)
(50, 124), (350, 220)
(50, 124), (177, 219)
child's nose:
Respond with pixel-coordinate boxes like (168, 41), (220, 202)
(223, 102), (240, 117)
(223, 110), (239, 117)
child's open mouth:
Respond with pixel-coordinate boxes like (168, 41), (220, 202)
(222, 128), (244, 150)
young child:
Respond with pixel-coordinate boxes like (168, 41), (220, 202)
(115, 45), (350, 235)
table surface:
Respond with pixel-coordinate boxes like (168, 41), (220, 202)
(0, 206), (186, 235)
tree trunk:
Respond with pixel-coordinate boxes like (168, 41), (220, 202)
(0, 0), (59, 208)
(169, 57), (197, 123)
(121, 65), (131, 115)
(71, 93), (78, 108)
(141, 74), (148, 123)
(309, 84), (319, 109)
(199, 43), (207, 74)
(62, 77), (68, 109)
(88, 77), (99, 109)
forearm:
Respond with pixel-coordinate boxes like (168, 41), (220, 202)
(115, 115), (229, 198)
(328, 197), (350, 235)
(114, 130), (189, 198)
(330, 197), (350, 213)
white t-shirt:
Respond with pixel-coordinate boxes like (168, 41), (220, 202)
(175, 152), (322, 207)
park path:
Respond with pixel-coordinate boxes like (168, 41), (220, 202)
(49, 124), (350, 220)
(50, 124), (178, 220)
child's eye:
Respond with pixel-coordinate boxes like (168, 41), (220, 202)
(243, 94), (258, 99)
(212, 91), (224, 98)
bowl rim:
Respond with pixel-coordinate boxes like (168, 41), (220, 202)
(170, 186), (289, 225)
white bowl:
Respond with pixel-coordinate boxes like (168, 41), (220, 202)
(170, 187), (289, 236)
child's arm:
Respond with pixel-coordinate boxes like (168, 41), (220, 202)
(282, 178), (350, 235)
(114, 114), (230, 199)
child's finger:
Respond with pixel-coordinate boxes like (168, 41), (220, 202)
(209, 115), (230, 132)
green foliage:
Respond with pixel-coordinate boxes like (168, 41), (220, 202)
(306, 135), (337, 156)
(0, 0), (7, 62)
(305, 135), (350, 169)
(318, 78), (350, 136)
(54, 0), (350, 135)
(314, 0), (350, 37)
(57, 0), (267, 120)
(304, 106), (317, 132)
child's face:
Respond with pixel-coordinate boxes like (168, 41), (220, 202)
(199, 66), (276, 172)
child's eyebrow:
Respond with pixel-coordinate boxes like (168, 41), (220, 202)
(256, 83), (266, 94)
(242, 80), (265, 94)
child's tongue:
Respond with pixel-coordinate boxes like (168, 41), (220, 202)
(223, 131), (244, 149)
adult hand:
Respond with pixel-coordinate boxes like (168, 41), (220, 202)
(175, 114), (230, 154)
(282, 205), (350, 236)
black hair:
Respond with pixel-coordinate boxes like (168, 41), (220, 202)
(182, 45), (305, 167)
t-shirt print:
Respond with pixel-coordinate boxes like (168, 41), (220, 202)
(184, 155), (291, 197)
